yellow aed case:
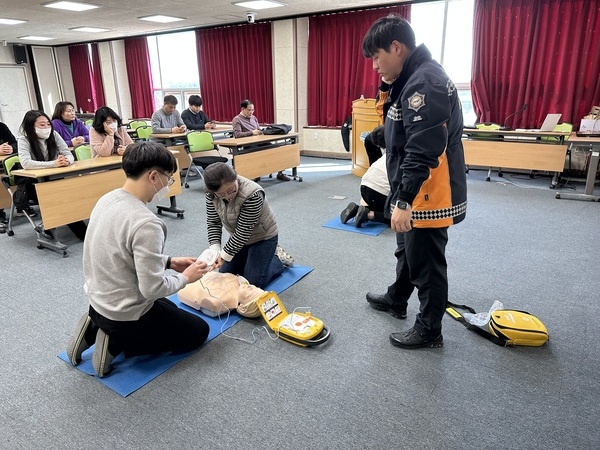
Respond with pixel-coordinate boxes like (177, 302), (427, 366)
(255, 291), (330, 347)
(489, 310), (549, 346)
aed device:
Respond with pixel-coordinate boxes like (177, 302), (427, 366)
(255, 291), (330, 347)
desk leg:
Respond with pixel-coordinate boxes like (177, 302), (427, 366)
(555, 150), (600, 201)
(156, 196), (185, 219)
(291, 166), (303, 182)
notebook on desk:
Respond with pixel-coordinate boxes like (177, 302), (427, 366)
(516, 114), (562, 132)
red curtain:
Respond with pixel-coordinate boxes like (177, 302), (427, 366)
(124, 37), (155, 119)
(196, 23), (274, 123)
(307, 6), (411, 127)
(68, 43), (105, 113)
(471, 0), (600, 129)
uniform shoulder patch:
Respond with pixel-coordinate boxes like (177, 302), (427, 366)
(407, 91), (426, 112)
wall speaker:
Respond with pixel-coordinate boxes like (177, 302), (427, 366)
(13, 45), (27, 64)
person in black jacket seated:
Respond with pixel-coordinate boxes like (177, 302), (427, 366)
(181, 95), (216, 131)
(0, 121), (18, 232)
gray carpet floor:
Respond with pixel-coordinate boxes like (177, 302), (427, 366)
(1, 157), (599, 449)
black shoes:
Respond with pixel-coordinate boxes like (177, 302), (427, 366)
(389, 327), (443, 349)
(340, 202), (358, 224)
(16, 206), (37, 218)
(355, 206), (369, 228)
(366, 291), (407, 319)
(276, 172), (291, 181)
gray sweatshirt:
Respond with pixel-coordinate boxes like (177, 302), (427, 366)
(83, 188), (186, 321)
(151, 108), (184, 134)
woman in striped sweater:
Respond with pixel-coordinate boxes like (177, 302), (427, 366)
(203, 162), (293, 289)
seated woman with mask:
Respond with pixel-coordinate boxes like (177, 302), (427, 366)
(17, 110), (87, 240)
(51, 101), (89, 148)
(203, 162), (294, 289)
(89, 106), (133, 157)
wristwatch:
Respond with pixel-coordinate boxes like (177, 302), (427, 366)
(395, 200), (410, 210)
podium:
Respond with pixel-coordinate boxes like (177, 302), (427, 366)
(351, 98), (382, 177)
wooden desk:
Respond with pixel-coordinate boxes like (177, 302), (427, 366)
(215, 133), (302, 180)
(11, 155), (183, 255)
(462, 129), (569, 178)
(555, 134), (600, 201)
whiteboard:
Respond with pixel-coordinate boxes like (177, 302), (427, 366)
(0, 65), (34, 135)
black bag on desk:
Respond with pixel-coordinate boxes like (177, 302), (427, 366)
(262, 123), (292, 135)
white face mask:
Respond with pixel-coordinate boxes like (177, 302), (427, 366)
(151, 177), (170, 203)
(35, 127), (52, 139)
(108, 122), (118, 131)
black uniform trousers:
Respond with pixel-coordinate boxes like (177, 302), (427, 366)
(386, 226), (448, 336)
(89, 298), (210, 358)
(360, 185), (390, 225)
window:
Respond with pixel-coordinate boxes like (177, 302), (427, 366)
(411, 0), (475, 124)
(147, 31), (200, 111)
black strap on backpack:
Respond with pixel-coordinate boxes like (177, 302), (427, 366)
(445, 301), (507, 346)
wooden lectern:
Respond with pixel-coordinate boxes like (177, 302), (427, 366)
(351, 98), (382, 177)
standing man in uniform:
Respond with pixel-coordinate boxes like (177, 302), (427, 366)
(362, 15), (467, 349)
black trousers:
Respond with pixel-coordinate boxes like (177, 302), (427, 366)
(360, 185), (390, 225)
(89, 298), (210, 358)
(386, 227), (449, 336)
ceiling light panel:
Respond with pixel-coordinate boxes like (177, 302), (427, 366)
(138, 15), (185, 23)
(44, 1), (101, 12)
(233, 1), (286, 10)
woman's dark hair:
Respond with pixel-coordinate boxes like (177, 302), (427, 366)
(92, 106), (123, 135)
(51, 101), (76, 121)
(362, 15), (416, 58)
(188, 95), (203, 107)
(240, 99), (254, 109)
(20, 110), (59, 162)
(122, 141), (177, 179)
(203, 162), (237, 193)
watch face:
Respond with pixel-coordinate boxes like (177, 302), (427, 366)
(397, 201), (408, 210)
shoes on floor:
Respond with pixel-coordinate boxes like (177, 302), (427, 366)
(16, 206), (37, 218)
(253, 177), (261, 182)
(66, 314), (93, 365)
(275, 244), (294, 267)
(0, 209), (7, 224)
(276, 172), (291, 181)
(92, 329), (115, 378)
(355, 206), (369, 228)
(389, 327), (443, 349)
(366, 291), (407, 319)
(187, 169), (198, 177)
(340, 202), (358, 224)
(0, 222), (6, 234)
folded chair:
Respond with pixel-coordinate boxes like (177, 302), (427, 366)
(127, 120), (148, 140)
(1, 155), (68, 255)
(183, 131), (228, 188)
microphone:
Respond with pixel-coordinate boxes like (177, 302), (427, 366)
(499, 104), (528, 131)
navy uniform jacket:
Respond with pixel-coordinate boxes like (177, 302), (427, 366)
(383, 44), (467, 228)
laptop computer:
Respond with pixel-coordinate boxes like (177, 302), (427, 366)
(517, 113), (562, 132)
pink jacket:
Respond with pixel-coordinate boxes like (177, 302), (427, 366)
(90, 127), (133, 157)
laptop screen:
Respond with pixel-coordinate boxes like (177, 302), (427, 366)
(539, 114), (562, 132)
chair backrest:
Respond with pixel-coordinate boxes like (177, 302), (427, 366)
(541, 122), (573, 142)
(128, 120), (147, 130)
(136, 125), (152, 141)
(475, 122), (501, 130)
(187, 131), (215, 153)
(84, 119), (93, 126)
(74, 144), (92, 160)
(2, 155), (20, 186)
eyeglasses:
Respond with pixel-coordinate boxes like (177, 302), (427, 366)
(158, 171), (175, 187)
(214, 182), (238, 198)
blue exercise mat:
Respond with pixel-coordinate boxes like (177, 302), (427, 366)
(322, 216), (388, 236)
(58, 264), (313, 397)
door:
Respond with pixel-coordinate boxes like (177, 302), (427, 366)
(0, 65), (34, 134)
